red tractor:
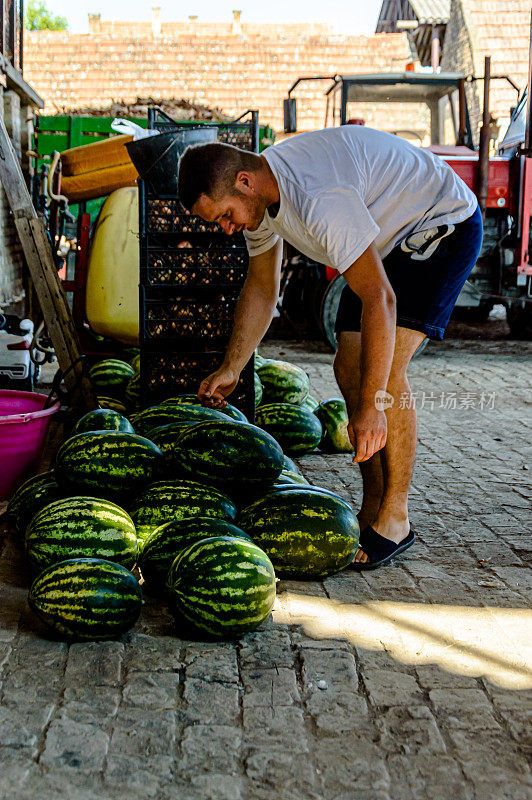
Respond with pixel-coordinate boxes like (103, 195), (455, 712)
(280, 68), (532, 345)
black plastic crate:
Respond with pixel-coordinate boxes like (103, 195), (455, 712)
(141, 287), (240, 342)
(140, 241), (248, 288)
(140, 348), (255, 422)
(143, 195), (222, 235)
(148, 107), (259, 154)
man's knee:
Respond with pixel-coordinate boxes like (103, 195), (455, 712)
(388, 327), (426, 384)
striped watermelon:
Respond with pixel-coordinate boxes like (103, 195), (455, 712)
(166, 536), (276, 638)
(130, 353), (141, 372)
(54, 431), (163, 499)
(255, 403), (322, 455)
(314, 398), (354, 453)
(26, 496), (138, 572)
(131, 403), (227, 438)
(97, 396), (128, 414)
(148, 422), (208, 464)
(74, 409), (134, 435)
(257, 360), (310, 405)
(139, 517), (251, 588)
(168, 420), (284, 490)
(301, 394), (320, 412)
(254, 372), (263, 408)
(130, 479), (237, 540)
(240, 487), (358, 578)
(7, 471), (68, 535)
(28, 558), (142, 641)
(162, 396), (248, 423)
(216, 404), (248, 423)
(89, 359), (135, 398)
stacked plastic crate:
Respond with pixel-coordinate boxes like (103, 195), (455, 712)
(138, 110), (259, 421)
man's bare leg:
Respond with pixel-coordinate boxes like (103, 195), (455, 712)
(334, 328), (426, 564)
(334, 332), (384, 530)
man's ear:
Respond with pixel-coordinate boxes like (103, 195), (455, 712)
(235, 170), (254, 194)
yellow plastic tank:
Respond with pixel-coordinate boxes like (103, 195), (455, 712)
(85, 187), (139, 345)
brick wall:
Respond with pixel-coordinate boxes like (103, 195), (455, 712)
(441, 0), (530, 144)
(0, 90), (25, 309)
(23, 23), (415, 134)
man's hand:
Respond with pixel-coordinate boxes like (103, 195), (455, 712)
(348, 404), (387, 462)
(198, 365), (239, 408)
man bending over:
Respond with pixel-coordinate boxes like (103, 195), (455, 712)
(177, 126), (482, 569)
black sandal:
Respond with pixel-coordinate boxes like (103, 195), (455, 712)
(350, 526), (416, 570)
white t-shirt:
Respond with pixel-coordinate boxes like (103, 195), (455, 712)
(244, 126), (477, 272)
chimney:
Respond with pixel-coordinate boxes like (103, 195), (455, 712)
(88, 13), (101, 34)
(152, 7), (161, 36)
(232, 9), (242, 35)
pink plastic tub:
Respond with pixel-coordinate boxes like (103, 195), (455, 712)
(0, 390), (61, 500)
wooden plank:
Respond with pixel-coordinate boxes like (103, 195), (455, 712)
(0, 116), (96, 410)
(0, 125), (36, 218)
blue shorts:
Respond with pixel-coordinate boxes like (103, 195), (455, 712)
(335, 204), (483, 340)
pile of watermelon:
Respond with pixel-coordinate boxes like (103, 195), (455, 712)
(6, 351), (360, 644)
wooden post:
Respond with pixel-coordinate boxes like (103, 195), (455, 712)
(0, 115), (96, 410)
(477, 56), (491, 218)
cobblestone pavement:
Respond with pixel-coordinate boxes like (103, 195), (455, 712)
(0, 337), (531, 800)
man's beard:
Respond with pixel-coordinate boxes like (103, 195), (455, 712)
(244, 194), (267, 230)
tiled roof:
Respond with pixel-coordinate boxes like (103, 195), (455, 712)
(23, 25), (413, 133)
(441, 0), (530, 127)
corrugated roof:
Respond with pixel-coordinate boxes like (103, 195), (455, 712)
(376, 0), (450, 31)
(409, 0), (451, 24)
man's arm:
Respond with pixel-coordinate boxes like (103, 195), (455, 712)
(342, 242), (397, 463)
(198, 239), (283, 405)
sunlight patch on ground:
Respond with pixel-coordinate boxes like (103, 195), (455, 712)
(274, 592), (532, 689)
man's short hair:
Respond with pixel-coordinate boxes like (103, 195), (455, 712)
(177, 142), (261, 210)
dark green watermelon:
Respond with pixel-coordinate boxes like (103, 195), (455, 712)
(28, 558), (142, 641)
(73, 409), (134, 435)
(26, 496), (138, 572)
(240, 487), (358, 579)
(54, 431), (163, 499)
(162, 395), (248, 423)
(7, 471), (68, 535)
(139, 517), (252, 588)
(167, 420), (284, 490)
(255, 403), (322, 455)
(130, 479), (237, 541)
(257, 360), (310, 405)
(314, 398), (354, 453)
(89, 359), (135, 399)
(166, 536), (276, 638)
(130, 403), (228, 438)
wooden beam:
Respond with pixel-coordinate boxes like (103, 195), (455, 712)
(0, 53), (44, 107)
(0, 116), (96, 410)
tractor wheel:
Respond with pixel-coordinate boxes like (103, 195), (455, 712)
(506, 299), (532, 339)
